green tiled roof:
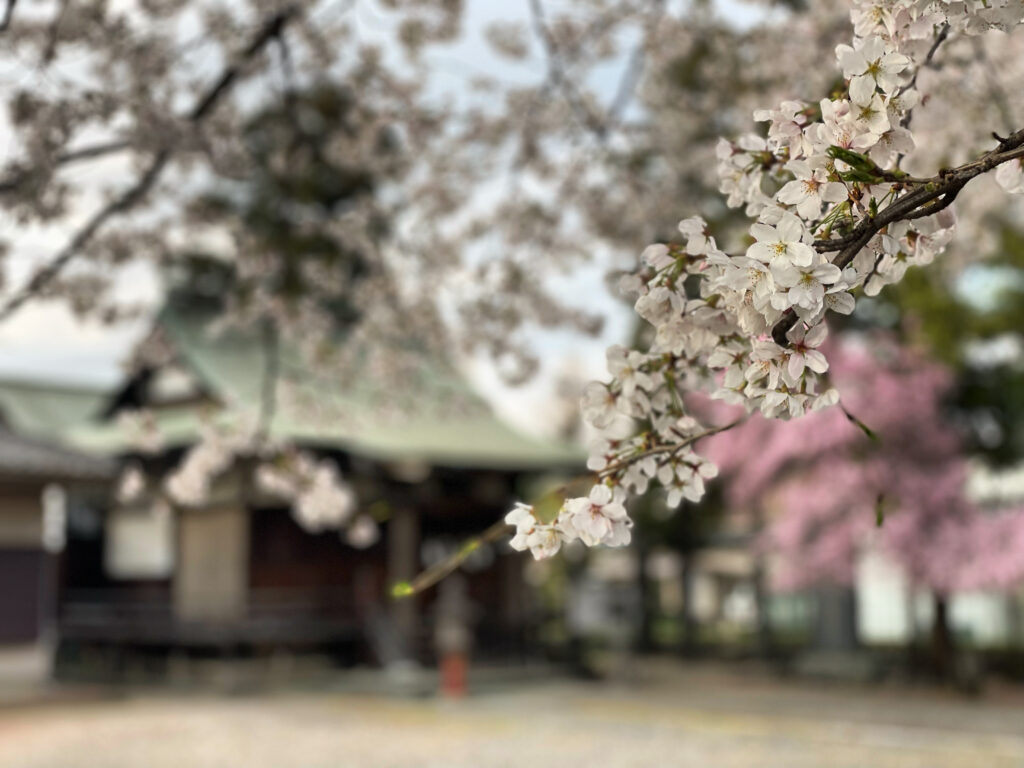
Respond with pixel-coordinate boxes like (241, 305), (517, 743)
(0, 378), (106, 439)
(69, 305), (584, 471)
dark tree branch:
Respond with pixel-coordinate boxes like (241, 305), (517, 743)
(0, 139), (134, 195)
(607, 0), (666, 127)
(597, 418), (746, 480)
(41, 0), (69, 63)
(189, 6), (298, 122)
(0, 151), (171, 322)
(527, 0), (608, 141)
(0, 0), (17, 32)
(0, 5), (301, 322)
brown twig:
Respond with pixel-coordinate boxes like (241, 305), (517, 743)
(597, 417), (746, 479)
(393, 518), (512, 599)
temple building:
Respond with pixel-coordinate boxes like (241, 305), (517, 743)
(42, 275), (581, 676)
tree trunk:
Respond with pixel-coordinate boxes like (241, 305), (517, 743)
(752, 504), (774, 658)
(753, 556), (775, 658)
(680, 554), (699, 657)
(931, 593), (954, 679)
(635, 542), (655, 653)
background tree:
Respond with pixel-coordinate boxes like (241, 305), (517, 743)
(704, 335), (1024, 675)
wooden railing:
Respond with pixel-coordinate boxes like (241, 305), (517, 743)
(59, 588), (361, 647)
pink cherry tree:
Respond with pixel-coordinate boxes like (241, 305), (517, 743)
(703, 334), (1024, 668)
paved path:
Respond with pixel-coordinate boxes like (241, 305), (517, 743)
(1, 664), (1022, 767)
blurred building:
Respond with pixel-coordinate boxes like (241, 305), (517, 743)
(638, 507), (1024, 660)
(32, 283), (582, 677)
(0, 381), (112, 681)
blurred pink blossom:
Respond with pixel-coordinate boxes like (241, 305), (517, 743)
(703, 332), (1024, 594)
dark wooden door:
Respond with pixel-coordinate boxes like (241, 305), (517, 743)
(0, 547), (43, 644)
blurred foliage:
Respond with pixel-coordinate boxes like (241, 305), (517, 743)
(178, 82), (401, 324)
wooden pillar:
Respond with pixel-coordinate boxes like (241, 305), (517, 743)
(387, 506), (420, 659)
(499, 551), (527, 658)
(635, 541), (655, 653)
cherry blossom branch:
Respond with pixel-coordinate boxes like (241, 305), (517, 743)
(0, 5), (300, 322)
(499, 2), (1024, 565)
(597, 417), (746, 480)
(0, 150), (171, 322)
(392, 517), (511, 599)
(772, 126), (1024, 344)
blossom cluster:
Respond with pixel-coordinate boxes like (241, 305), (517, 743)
(505, 485), (632, 560)
(255, 449), (377, 548)
(165, 425), (242, 508)
(504, 0), (1024, 561)
(114, 416), (377, 548)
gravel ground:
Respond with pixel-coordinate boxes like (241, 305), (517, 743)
(1, 664), (1023, 767)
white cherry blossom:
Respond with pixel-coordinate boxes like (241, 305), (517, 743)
(560, 484), (630, 547)
(581, 382), (618, 429)
(771, 255), (844, 315)
(506, 502), (570, 560)
(836, 36), (909, 102)
(747, 214), (815, 268)
(996, 159), (1024, 194)
(607, 345), (655, 398)
(777, 160), (848, 220)
(785, 322), (830, 380)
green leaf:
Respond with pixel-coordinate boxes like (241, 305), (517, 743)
(827, 145), (876, 172)
(875, 495), (886, 527)
(839, 169), (884, 184)
(843, 406), (879, 442)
